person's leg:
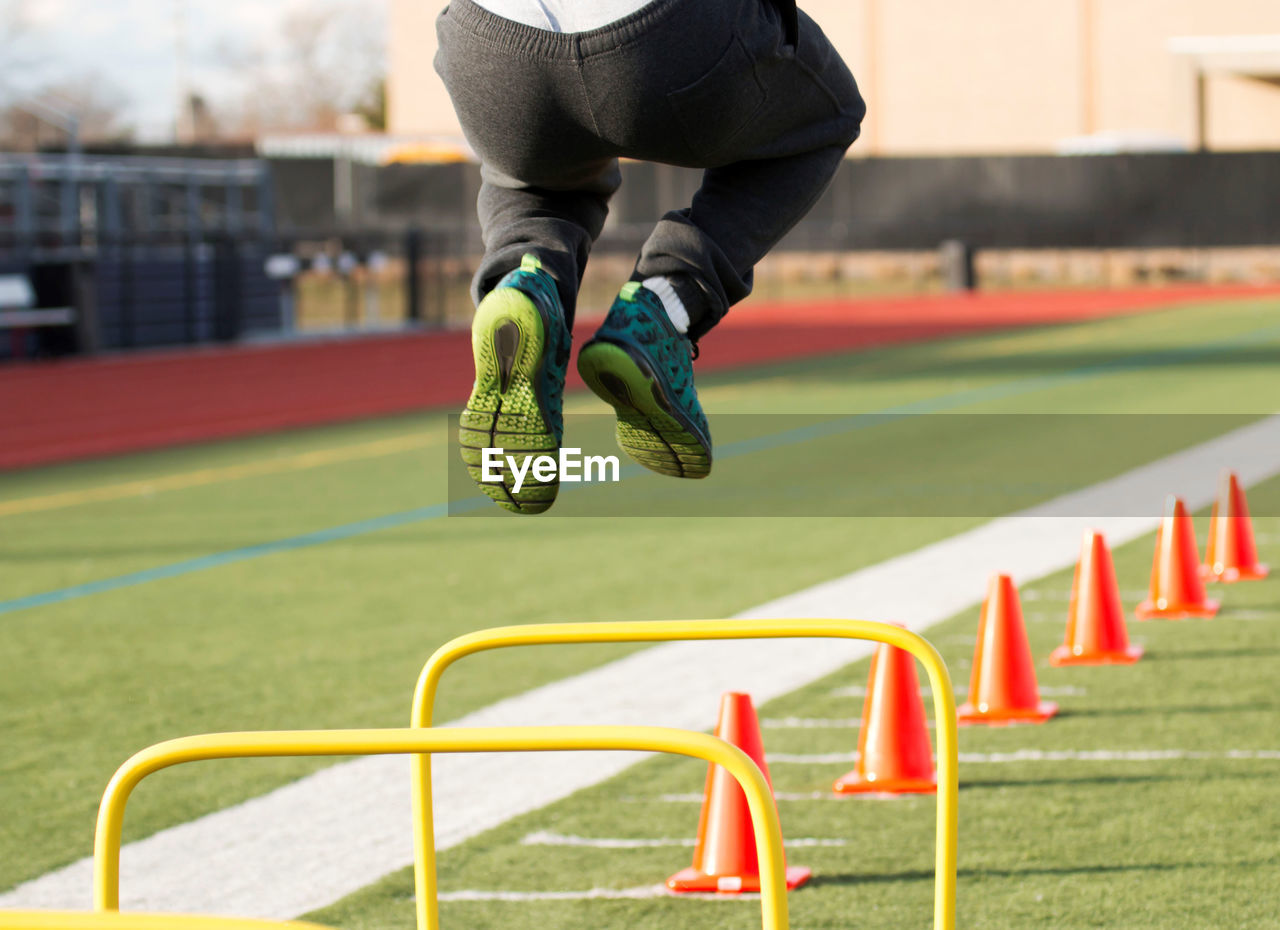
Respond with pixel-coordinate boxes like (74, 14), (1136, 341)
(436, 0), (623, 321)
(577, 0), (865, 477)
(635, 142), (851, 341)
(474, 164), (619, 328)
(435, 0), (623, 512)
(633, 2), (867, 339)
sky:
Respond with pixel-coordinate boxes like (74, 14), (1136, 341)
(2, 0), (387, 141)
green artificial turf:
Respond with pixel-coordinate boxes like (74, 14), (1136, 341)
(1, 295), (1278, 914)
(312, 488), (1280, 930)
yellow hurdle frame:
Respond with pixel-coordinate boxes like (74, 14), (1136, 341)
(410, 619), (959, 930)
(91, 726), (790, 930)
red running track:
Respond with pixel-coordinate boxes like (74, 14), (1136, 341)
(2, 284), (1275, 470)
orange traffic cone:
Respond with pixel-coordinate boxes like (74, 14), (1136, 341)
(667, 693), (811, 894)
(1049, 531), (1144, 666)
(1203, 471), (1269, 583)
(833, 639), (936, 795)
(958, 574), (1058, 725)
(1135, 496), (1220, 620)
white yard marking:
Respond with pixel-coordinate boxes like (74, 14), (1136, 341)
(830, 685), (898, 697)
(438, 884), (768, 902)
(767, 752), (859, 764)
(763, 716), (935, 730)
(1018, 590), (1072, 602)
(1020, 611), (1065, 623)
(759, 749), (1280, 765)
(1218, 610), (1277, 621)
(4, 416), (1278, 917)
(522, 831), (696, 849)
(520, 831), (847, 849)
(438, 885), (674, 902)
(828, 685), (1086, 698)
(977, 589), (1148, 602)
(959, 749), (1280, 763)
(761, 717), (864, 729)
(653, 789), (936, 803)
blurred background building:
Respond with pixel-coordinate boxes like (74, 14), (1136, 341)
(389, 0), (1280, 154)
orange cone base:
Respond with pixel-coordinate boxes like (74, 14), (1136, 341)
(1134, 599), (1220, 620)
(1201, 562), (1269, 583)
(1049, 643), (1144, 666)
(667, 865), (812, 894)
(957, 700), (1058, 726)
(832, 771), (936, 795)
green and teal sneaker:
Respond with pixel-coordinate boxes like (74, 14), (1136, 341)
(577, 282), (712, 479)
(459, 254), (570, 514)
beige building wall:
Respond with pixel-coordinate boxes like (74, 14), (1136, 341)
(870, 0), (1084, 154)
(388, 0), (1280, 154)
(387, 0), (457, 137)
(1093, 0), (1280, 150)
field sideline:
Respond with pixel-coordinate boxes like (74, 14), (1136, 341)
(1, 293), (1278, 928)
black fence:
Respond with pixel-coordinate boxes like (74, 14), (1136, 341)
(0, 228), (477, 360)
(268, 151), (1280, 252)
(93, 238), (279, 350)
(6, 149), (1280, 361)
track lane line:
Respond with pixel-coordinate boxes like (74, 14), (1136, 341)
(0, 434), (437, 518)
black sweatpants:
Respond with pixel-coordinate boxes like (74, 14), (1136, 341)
(434, 0), (865, 338)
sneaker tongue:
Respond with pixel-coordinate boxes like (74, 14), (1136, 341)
(619, 281), (643, 302)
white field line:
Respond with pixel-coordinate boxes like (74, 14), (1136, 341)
(522, 831), (696, 849)
(1019, 589), (1149, 601)
(1021, 611), (1067, 623)
(761, 717), (864, 729)
(1018, 590), (1072, 601)
(763, 716), (936, 730)
(761, 749), (1280, 765)
(960, 749), (1280, 763)
(768, 752), (859, 764)
(438, 885), (673, 902)
(656, 791), (854, 803)
(4, 416), (1278, 918)
(437, 884), (764, 902)
(1220, 610), (1278, 621)
(827, 685), (1086, 698)
(519, 831), (848, 849)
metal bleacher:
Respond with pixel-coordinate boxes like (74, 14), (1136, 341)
(0, 153), (276, 357)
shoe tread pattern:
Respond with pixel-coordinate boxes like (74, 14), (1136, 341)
(578, 287), (711, 479)
(460, 260), (570, 514)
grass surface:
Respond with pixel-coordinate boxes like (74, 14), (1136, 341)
(314, 489), (1280, 930)
(1, 295), (1278, 926)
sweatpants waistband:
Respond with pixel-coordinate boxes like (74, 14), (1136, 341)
(444, 0), (698, 59)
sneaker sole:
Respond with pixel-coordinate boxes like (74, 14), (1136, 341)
(577, 341), (711, 479)
(460, 288), (559, 514)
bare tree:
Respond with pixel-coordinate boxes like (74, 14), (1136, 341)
(220, 0), (386, 135)
(1, 1), (134, 148)
(0, 0), (37, 78)
(0, 75), (134, 149)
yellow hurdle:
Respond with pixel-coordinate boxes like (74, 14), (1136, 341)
(90, 726), (789, 930)
(409, 619), (959, 930)
(0, 912), (328, 930)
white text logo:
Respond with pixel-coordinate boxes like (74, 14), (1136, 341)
(481, 448), (621, 493)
